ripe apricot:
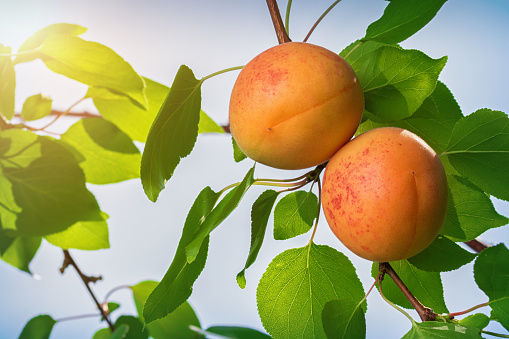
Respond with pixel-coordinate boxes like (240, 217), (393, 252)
(321, 127), (448, 262)
(229, 42), (364, 170)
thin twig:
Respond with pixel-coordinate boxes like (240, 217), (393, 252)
(266, 0), (292, 44)
(303, 0), (342, 42)
(379, 262), (437, 322)
(60, 250), (114, 332)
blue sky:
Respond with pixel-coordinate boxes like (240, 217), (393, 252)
(1, 0), (508, 338)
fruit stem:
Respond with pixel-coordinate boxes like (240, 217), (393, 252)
(200, 66), (244, 83)
(377, 274), (416, 324)
(448, 301), (490, 318)
(266, 0), (292, 44)
(379, 262), (437, 322)
(303, 0), (342, 43)
(481, 330), (509, 338)
(307, 177), (321, 246)
(285, 0), (293, 35)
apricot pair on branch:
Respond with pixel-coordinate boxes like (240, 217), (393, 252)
(229, 42), (448, 262)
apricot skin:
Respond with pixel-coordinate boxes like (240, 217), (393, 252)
(229, 42), (364, 170)
(321, 127), (448, 262)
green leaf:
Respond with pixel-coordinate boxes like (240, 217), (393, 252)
(0, 129), (103, 236)
(185, 166), (256, 263)
(407, 235), (476, 272)
(364, 0), (447, 44)
(0, 45), (16, 120)
(0, 230), (41, 273)
(237, 189), (280, 289)
(198, 110), (224, 134)
(0, 166), (22, 230)
(344, 43), (447, 121)
(273, 190), (318, 240)
(257, 243), (365, 339)
(38, 35), (146, 108)
(15, 23), (87, 64)
(89, 78), (166, 143)
(401, 321), (482, 339)
(322, 299), (366, 339)
(357, 81), (462, 153)
(141, 65), (202, 202)
(114, 316), (149, 339)
(20, 94), (52, 121)
(131, 280), (203, 339)
(232, 136), (247, 163)
(60, 118), (141, 184)
(93, 325), (130, 339)
(474, 244), (509, 331)
(143, 187), (219, 324)
(441, 175), (508, 241)
(44, 212), (109, 250)
(205, 326), (271, 339)
(19, 314), (57, 339)
(372, 260), (448, 313)
(458, 313), (490, 331)
(89, 78), (220, 143)
(444, 109), (509, 201)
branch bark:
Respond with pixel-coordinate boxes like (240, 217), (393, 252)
(60, 250), (114, 331)
(464, 239), (488, 253)
(379, 262), (437, 322)
(266, 0), (291, 44)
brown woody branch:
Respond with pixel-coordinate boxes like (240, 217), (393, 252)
(379, 262), (437, 322)
(60, 250), (114, 332)
(266, 0), (292, 44)
(464, 239), (488, 253)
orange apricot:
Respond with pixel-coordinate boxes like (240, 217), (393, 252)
(229, 42), (364, 170)
(321, 127), (448, 262)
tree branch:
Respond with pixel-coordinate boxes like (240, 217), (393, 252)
(266, 0), (292, 44)
(60, 250), (114, 331)
(464, 239), (488, 253)
(379, 262), (437, 322)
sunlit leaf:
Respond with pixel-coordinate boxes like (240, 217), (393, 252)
(19, 314), (56, 339)
(185, 166), (255, 263)
(444, 109), (509, 201)
(0, 166), (21, 230)
(441, 175), (508, 241)
(322, 299), (366, 339)
(0, 230), (41, 273)
(60, 118), (141, 184)
(237, 189), (279, 289)
(20, 94), (52, 121)
(15, 23), (87, 64)
(364, 0), (447, 44)
(131, 280), (203, 339)
(44, 212), (109, 250)
(0, 45), (16, 120)
(273, 190), (318, 240)
(407, 235), (476, 272)
(474, 244), (509, 331)
(38, 36), (146, 108)
(257, 244), (365, 339)
(198, 110), (224, 134)
(141, 65), (202, 202)
(0, 129), (103, 236)
(144, 187), (219, 324)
